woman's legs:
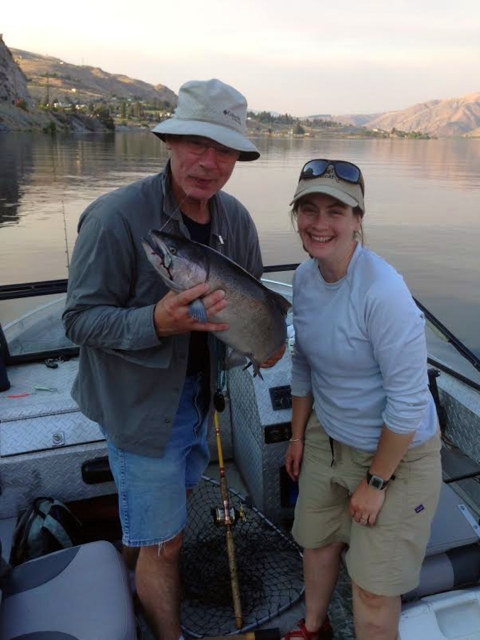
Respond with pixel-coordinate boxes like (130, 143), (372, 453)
(303, 542), (345, 632)
(352, 581), (401, 640)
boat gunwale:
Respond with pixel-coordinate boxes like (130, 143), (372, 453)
(1, 266), (480, 382)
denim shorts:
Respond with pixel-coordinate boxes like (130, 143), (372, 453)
(105, 374), (210, 547)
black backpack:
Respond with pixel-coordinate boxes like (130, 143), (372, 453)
(10, 497), (83, 566)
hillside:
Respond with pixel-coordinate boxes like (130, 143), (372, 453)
(359, 93), (480, 137)
(0, 36), (120, 133)
(3, 40), (480, 138)
(310, 113), (382, 128)
(11, 48), (177, 107)
(0, 36), (30, 105)
(0, 35), (60, 131)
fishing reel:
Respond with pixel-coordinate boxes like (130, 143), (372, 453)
(211, 503), (246, 527)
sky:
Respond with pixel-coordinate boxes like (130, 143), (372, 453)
(3, 0), (480, 116)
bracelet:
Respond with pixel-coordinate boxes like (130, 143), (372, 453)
(289, 438), (303, 443)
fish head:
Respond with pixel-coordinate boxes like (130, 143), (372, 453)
(142, 230), (209, 292)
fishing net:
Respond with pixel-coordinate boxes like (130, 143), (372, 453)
(180, 475), (304, 637)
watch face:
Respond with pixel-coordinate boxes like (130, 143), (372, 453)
(369, 475), (384, 490)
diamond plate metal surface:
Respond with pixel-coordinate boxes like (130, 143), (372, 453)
(0, 441), (114, 519)
(1, 412), (104, 456)
(229, 352), (293, 523)
(0, 358), (104, 456)
(0, 355), (114, 518)
(0, 359), (80, 420)
(439, 374), (480, 463)
(0, 349), (234, 519)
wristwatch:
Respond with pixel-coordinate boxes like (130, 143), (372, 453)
(366, 470), (389, 490)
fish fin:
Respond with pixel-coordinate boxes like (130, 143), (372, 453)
(226, 349), (248, 370)
(188, 299), (208, 323)
(253, 364), (264, 380)
(268, 289), (292, 315)
(243, 359), (264, 380)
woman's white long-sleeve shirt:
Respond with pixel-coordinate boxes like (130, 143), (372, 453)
(291, 243), (437, 452)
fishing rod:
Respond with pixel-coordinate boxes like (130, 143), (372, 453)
(62, 199), (70, 271)
(212, 403), (243, 629)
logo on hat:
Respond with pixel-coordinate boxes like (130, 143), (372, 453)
(323, 166), (340, 183)
(223, 109), (242, 126)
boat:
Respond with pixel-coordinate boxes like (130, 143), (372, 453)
(1, 267), (480, 640)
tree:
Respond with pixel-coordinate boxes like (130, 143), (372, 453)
(94, 106), (115, 131)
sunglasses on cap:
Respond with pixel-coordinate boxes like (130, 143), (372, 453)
(299, 159), (365, 194)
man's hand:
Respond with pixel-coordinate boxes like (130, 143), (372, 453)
(154, 283), (228, 338)
(349, 478), (386, 526)
(260, 343), (286, 369)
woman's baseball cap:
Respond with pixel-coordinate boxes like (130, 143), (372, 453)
(290, 159), (365, 213)
(152, 79), (260, 162)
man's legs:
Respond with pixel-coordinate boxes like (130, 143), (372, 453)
(123, 545), (140, 571)
(136, 534), (184, 640)
(106, 373), (210, 640)
(352, 581), (400, 640)
(303, 543), (344, 632)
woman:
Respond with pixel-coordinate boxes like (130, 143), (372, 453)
(284, 159), (441, 640)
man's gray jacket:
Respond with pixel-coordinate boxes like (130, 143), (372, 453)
(63, 164), (263, 456)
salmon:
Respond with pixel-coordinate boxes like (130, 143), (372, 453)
(142, 231), (290, 376)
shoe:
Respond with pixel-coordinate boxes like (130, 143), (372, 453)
(283, 617), (333, 640)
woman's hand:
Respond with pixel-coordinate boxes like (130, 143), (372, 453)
(349, 479), (386, 526)
(260, 343), (286, 369)
(285, 440), (304, 482)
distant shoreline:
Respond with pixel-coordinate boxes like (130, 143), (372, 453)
(4, 103), (478, 139)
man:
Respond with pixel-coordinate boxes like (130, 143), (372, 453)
(63, 78), (284, 640)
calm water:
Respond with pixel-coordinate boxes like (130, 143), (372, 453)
(0, 132), (479, 356)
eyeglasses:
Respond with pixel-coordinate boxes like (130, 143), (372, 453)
(299, 159), (364, 194)
(181, 136), (239, 160)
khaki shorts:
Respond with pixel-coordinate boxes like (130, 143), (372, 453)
(292, 413), (442, 596)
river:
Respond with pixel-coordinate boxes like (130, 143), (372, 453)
(0, 131), (479, 356)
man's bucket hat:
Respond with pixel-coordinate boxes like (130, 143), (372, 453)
(152, 78), (260, 162)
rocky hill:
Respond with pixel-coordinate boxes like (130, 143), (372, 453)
(11, 48), (177, 106)
(0, 37), (122, 133)
(326, 93), (480, 138)
(310, 113), (382, 128)
(363, 93), (480, 137)
(0, 35), (30, 105)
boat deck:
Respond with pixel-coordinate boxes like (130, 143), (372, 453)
(2, 287), (480, 639)
(133, 461), (357, 640)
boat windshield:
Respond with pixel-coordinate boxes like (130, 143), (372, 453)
(1, 290), (77, 363)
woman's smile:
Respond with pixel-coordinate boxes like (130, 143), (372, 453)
(309, 233), (334, 243)
(296, 193), (361, 281)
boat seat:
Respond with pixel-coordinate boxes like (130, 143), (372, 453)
(403, 482), (480, 601)
(0, 540), (137, 640)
